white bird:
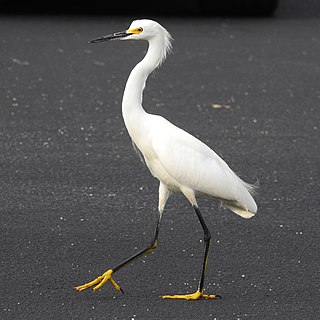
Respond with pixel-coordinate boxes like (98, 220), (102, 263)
(75, 19), (257, 300)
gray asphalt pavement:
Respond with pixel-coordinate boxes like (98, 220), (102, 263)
(1, 15), (320, 319)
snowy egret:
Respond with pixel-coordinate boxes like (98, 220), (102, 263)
(74, 19), (257, 300)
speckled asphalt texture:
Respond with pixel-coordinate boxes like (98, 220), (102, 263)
(1, 15), (319, 320)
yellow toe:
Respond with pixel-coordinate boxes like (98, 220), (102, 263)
(74, 269), (122, 293)
(74, 277), (102, 292)
(161, 290), (221, 300)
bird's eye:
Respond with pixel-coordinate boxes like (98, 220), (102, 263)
(136, 27), (143, 32)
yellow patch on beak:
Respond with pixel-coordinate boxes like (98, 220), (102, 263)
(127, 27), (143, 35)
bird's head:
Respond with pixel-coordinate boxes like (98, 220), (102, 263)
(89, 19), (172, 67)
(89, 19), (172, 44)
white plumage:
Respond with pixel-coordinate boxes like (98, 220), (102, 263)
(121, 19), (257, 218)
(75, 19), (257, 300)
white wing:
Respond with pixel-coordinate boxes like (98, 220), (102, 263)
(142, 115), (257, 218)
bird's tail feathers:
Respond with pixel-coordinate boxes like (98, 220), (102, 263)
(222, 175), (258, 219)
(238, 176), (259, 196)
(224, 204), (256, 219)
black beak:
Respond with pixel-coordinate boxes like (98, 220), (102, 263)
(89, 31), (131, 43)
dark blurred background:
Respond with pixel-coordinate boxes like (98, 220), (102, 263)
(2, 0), (320, 319)
(1, 0), (320, 18)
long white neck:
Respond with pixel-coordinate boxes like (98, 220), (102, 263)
(122, 37), (167, 132)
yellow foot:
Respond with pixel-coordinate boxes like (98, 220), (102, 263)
(74, 269), (123, 293)
(161, 290), (221, 300)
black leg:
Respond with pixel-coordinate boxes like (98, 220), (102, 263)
(74, 211), (163, 292)
(113, 211), (162, 273)
(193, 205), (211, 293)
(161, 204), (220, 299)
